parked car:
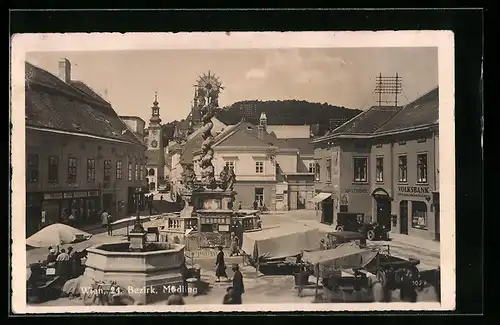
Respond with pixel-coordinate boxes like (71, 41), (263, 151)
(335, 212), (389, 241)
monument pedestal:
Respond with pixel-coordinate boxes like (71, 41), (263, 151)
(129, 231), (147, 252)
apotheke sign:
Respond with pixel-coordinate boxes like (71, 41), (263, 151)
(397, 185), (430, 197)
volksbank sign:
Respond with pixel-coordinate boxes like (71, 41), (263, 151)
(397, 185), (431, 197)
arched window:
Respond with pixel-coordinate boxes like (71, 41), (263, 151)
(148, 168), (155, 176)
(149, 182), (156, 191)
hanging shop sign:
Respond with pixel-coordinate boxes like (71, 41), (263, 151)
(397, 185), (431, 198)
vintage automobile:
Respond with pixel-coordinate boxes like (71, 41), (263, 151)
(326, 231), (367, 248)
(241, 224), (327, 275)
(335, 212), (389, 241)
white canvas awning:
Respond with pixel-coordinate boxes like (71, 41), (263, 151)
(313, 192), (331, 203)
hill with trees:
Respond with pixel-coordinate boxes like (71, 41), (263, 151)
(217, 100), (362, 136)
(161, 99), (362, 146)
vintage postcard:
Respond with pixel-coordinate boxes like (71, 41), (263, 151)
(11, 31), (455, 313)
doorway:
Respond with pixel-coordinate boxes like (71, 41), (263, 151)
(322, 199), (333, 224)
(399, 200), (409, 235)
(376, 198), (391, 229)
(103, 194), (114, 213)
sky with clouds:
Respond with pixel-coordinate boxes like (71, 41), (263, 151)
(26, 47), (438, 124)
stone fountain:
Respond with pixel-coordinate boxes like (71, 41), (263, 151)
(83, 195), (186, 304)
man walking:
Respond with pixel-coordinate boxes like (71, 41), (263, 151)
(231, 264), (244, 304)
(107, 213), (113, 236)
(101, 210), (109, 229)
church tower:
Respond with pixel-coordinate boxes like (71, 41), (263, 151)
(145, 92), (165, 192)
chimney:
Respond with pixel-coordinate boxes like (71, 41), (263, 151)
(58, 58), (71, 83)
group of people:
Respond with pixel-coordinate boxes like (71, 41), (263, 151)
(252, 199), (266, 212)
(45, 245), (86, 279)
(215, 246), (245, 304)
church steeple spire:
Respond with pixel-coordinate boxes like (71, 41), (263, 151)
(150, 91), (161, 125)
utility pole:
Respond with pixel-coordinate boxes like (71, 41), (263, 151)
(374, 73), (402, 107)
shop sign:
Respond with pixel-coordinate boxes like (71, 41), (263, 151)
(63, 193), (74, 199)
(44, 193), (63, 200)
(87, 191), (100, 197)
(397, 185), (431, 197)
(344, 188), (368, 194)
(73, 192), (88, 198)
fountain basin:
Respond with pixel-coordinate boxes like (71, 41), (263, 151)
(83, 242), (185, 304)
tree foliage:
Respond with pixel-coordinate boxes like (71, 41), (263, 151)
(216, 100), (362, 136)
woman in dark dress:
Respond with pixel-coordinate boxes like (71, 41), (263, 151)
(215, 246), (228, 282)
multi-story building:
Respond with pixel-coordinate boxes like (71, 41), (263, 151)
(25, 59), (147, 236)
(312, 87), (439, 241)
(169, 113), (315, 210)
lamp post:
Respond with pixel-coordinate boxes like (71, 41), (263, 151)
(131, 187), (145, 233)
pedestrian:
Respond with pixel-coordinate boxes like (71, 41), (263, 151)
(259, 198), (263, 212)
(148, 198), (153, 215)
(230, 234), (239, 257)
(46, 246), (57, 266)
(56, 248), (70, 278)
(107, 214), (113, 236)
(101, 210), (109, 229)
(320, 239), (328, 250)
(160, 195), (163, 201)
(222, 286), (234, 304)
(253, 200), (258, 210)
(238, 201), (242, 210)
(166, 293), (185, 305)
(215, 245), (229, 282)
(231, 264), (244, 304)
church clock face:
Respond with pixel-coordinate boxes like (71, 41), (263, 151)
(151, 140), (158, 148)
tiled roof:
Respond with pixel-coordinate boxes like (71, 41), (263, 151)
(25, 62), (143, 146)
(214, 121), (292, 149)
(374, 87), (439, 134)
(283, 138), (314, 156)
(328, 105), (401, 136)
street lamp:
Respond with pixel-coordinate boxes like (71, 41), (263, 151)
(131, 187), (145, 233)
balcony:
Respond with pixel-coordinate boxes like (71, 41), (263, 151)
(162, 214), (198, 233)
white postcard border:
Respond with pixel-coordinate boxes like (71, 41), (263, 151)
(11, 31), (455, 313)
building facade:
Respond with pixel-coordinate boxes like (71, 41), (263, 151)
(25, 60), (147, 236)
(144, 95), (165, 192)
(312, 87), (439, 241)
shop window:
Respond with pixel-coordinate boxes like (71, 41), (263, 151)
(135, 163), (139, 180)
(417, 153), (428, 183)
(314, 162), (320, 181)
(148, 168), (155, 176)
(116, 161), (123, 179)
(48, 156), (59, 183)
(104, 160), (111, 182)
(339, 205), (348, 212)
(326, 158), (332, 182)
(375, 156), (384, 183)
(128, 162), (133, 181)
(87, 159), (96, 182)
(398, 155), (407, 183)
(67, 157), (77, 183)
(353, 157), (368, 182)
(27, 154), (39, 183)
(411, 201), (428, 230)
(255, 161), (264, 174)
